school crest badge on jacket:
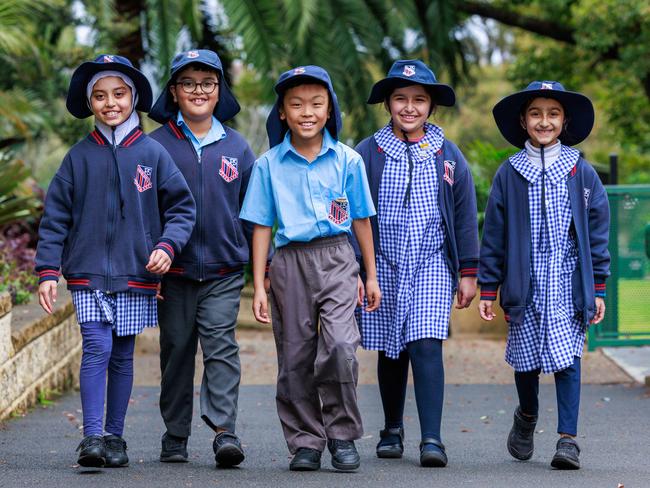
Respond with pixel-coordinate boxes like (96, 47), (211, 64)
(134, 164), (152, 192)
(220, 156), (239, 182)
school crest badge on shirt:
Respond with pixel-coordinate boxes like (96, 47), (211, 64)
(134, 164), (152, 192)
(220, 156), (239, 182)
(329, 197), (349, 225)
(443, 160), (456, 186)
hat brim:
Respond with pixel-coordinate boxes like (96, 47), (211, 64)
(66, 61), (153, 119)
(492, 89), (594, 148)
(148, 66), (240, 124)
(367, 78), (456, 106)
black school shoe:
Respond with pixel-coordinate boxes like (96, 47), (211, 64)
(327, 439), (360, 471)
(104, 434), (129, 467)
(76, 434), (106, 468)
(160, 432), (188, 463)
(551, 437), (581, 470)
(376, 427), (404, 458)
(420, 438), (448, 467)
(289, 448), (322, 471)
(507, 406), (538, 461)
(213, 432), (245, 467)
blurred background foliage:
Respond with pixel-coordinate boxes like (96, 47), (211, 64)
(0, 0), (649, 302)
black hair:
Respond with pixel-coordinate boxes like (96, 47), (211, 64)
(171, 62), (220, 84)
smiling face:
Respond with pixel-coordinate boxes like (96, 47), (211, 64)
(90, 76), (133, 126)
(387, 84), (432, 140)
(522, 97), (565, 147)
(170, 66), (220, 123)
(279, 83), (330, 146)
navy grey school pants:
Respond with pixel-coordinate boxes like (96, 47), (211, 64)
(158, 273), (244, 437)
(269, 235), (363, 453)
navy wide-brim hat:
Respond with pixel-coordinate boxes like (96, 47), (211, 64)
(492, 80), (595, 148)
(367, 59), (455, 107)
(67, 54), (153, 119)
(149, 49), (241, 124)
(266, 65), (343, 147)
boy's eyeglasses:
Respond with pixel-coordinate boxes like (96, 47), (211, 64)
(175, 80), (219, 94)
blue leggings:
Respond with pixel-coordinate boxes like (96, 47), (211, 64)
(79, 321), (135, 437)
(514, 356), (581, 436)
(377, 338), (444, 441)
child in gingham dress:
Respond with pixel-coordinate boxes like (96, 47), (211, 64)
(479, 81), (610, 470)
(35, 54), (195, 468)
(354, 60), (479, 467)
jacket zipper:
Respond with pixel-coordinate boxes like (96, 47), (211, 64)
(185, 138), (204, 281)
(105, 128), (118, 291)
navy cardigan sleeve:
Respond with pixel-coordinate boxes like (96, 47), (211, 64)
(478, 166), (506, 300)
(154, 153), (196, 260)
(451, 145), (479, 276)
(588, 173), (610, 296)
(35, 155), (75, 283)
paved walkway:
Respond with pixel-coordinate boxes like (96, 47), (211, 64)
(1, 383), (648, 487)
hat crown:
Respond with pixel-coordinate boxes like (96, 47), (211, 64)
(526, 80), (566, 92)
(92, 54), (133, 68)
(274, 65), (332, 93)
(171, 49), (223, 75)
(388, 59), (438, 83)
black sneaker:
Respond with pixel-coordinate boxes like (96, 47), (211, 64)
(507, 406), (537, 461)
(289, 448), (322, 471)
(420, 438), (448, 467)
(104, 434), (129, 467)
(551, 437), (581, 470)
(327, 439), (360, 471)
(376, 427), (404, 459)
(213, 432), (245, 468)
(160, 432), (188, 463)
(76, 434), (106, 468)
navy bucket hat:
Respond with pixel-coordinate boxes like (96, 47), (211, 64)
(66, 54), (152, 119)
(266, 65), (343, 148)
(367, 59), (455, 106)
(492, 80), (595, 148)
(148, 49), (241, 124)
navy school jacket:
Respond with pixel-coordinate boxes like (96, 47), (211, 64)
(36, 127), (196, 294)
(150, 121), (256, 281)
(352, 135), (479, 281)
(478, 156), (610, 324)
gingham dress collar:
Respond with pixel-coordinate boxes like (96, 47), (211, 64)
(374, 121), (444, 162)
(509, 144), (580, 185)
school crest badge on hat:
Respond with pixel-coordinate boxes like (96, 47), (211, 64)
(293, 67), (306, 75)
(134, 164), (152, 192)
(403, 65), (416, 77)
(541, 82), (554, 90)
(102, 55), (115, 63)
(186, 50), (199, 58)
(328, 197), (349, 224)
(443, 160), (456, 186)
(220, 156), (239, 182)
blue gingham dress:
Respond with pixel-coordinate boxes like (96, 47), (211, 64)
(359, 122), (454, 359)
(71, 290), (157, 336)
(506, 145), (584, 373)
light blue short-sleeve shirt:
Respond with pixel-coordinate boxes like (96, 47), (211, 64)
(176, 112), (226, 158)
(240, 129), (376, 247)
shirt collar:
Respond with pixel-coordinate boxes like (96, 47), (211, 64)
(176, 112), (226, 146)
(509, 144), (580, 185)
(374, 121), (444, 162)
(277, 127), (337, 162)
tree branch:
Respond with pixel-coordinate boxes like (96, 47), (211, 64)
(456, 0), (576, 44)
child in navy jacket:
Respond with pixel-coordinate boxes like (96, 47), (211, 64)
(479, 81), (610, 469)
(354, 60), (479, 468)
(148, 49), (255, 467)
(35, 54), (195, 468)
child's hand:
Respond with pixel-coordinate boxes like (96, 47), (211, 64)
(146, 249), (172, 274)
(479, 300), (496, 321)
(253, 287), (271, 324)
(364, 278), (381, 312)
(155, 282), (164, 301)
(456, 277), (477, 309)
(38, 281), (58, 314)
(357, 275), (365, 307)
(590, 297), (606, 325)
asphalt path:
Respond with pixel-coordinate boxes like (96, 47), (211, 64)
(0, 384), (648, 487)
